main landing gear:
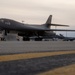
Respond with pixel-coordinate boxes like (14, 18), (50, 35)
(35, 37), (43, 41)
(23, 37), (30, 41)
(23, 36), (43, 41)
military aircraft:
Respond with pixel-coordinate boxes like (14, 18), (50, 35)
(56, 34), (75, 41)
(0, 15), (75, 41)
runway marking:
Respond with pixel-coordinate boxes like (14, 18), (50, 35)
(38, 64), (75, 75)
(0, 51), (75, 62)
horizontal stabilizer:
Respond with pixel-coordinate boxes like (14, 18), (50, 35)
(51, 24), (69, 27)
(50, 29), (75, 31)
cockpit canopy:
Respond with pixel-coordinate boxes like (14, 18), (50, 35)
(0, 19), (11, 25)
(0, 19), (4, 23)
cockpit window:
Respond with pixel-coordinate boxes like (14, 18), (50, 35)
(0, 19), (4, 23)
(0, 19), (11, 25)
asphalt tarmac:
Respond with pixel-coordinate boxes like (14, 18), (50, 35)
(0, 53), (75, 75)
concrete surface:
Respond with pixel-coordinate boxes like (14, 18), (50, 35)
(0, 41), (75, 54)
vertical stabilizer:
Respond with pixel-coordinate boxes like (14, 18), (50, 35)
(45, 15), (52, 28)
(46, 15), (52, 24)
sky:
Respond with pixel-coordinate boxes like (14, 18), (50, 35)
(0, 0), (75, 37)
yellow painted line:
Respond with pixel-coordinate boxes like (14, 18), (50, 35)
(38, 64), (75, 75)
(0, 51), (75, 62)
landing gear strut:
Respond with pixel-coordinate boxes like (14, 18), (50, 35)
(23, 37), (30, 41)
(1, 38), (5, 41)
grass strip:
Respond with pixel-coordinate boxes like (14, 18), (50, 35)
(0, 50), (75, 62)
(38, 64), (75, 75)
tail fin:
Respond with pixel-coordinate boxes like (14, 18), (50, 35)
(46, 15), (52, 24)
(44, 15), (69, 28)
(45, 15), (52, 28)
